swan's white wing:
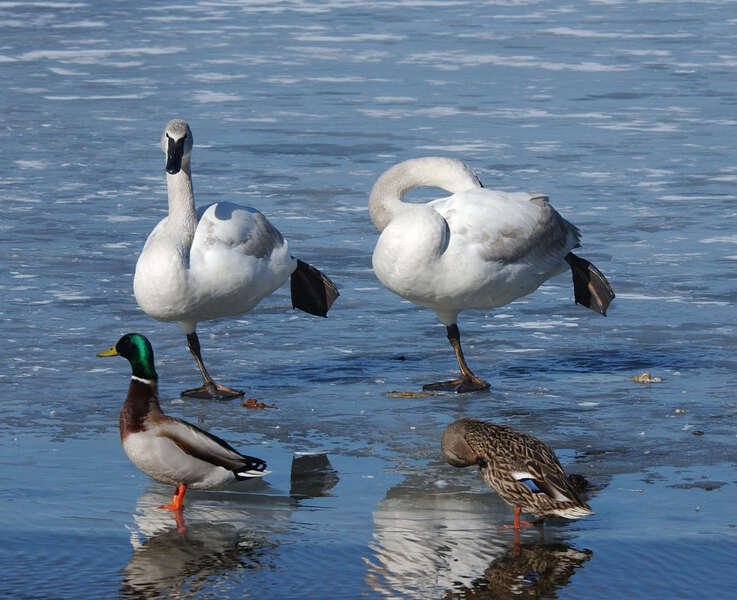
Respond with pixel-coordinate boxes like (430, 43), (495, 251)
(194, 202), (285, 259)
(432, 189), (580, 269)
(186, 202), (295, 316)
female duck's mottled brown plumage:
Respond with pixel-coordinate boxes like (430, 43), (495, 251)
(441, 418), (592, 528)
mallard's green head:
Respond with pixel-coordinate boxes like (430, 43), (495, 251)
(97, 333), (158, 380)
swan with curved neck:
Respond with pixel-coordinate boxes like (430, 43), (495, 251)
(369, 157), (614, 393)
(133, 119), (339, 399)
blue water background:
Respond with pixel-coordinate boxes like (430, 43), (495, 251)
(1, 1), (736, 598)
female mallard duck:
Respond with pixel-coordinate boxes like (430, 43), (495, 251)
(97, 333), (269, 514)
(133, 119), (339, 400)
(441, 418), (592, 529)
(369, 157), (614, 393)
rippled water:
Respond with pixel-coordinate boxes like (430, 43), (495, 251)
(1, 1), (736, 598)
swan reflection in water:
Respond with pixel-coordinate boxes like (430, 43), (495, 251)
(365, 473), (592, 598)
(121, 453), (338, 598)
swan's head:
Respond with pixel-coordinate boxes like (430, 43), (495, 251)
(161, 119), (193, 175)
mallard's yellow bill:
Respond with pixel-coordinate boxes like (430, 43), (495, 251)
(96, 346), (119, 357)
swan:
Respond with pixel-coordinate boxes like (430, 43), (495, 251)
(442, 418), (593, 529)
(369, 157), (614, 393)
(97, 333), (269, 526)
(133, 119), (339, 399)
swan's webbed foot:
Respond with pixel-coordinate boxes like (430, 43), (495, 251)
(183, 332), (243, 400)
(422, 375), (490, 394)
(427, 323), (490, 393)
(181, 381), (244, 400)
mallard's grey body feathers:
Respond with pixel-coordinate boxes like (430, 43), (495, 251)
(442, 418), (592, 522)
(98, 333), (268, 514)
(120, 386), (267, 489)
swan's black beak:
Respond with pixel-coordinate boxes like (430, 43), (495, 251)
(165, 135), (186, 175)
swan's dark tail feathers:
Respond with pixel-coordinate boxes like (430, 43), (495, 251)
(290, 259), (340, 318)
(565, 252), (615, 316)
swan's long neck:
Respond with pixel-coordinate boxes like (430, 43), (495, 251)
(368, 157), (482, 231)
(165, 166), (198, 255)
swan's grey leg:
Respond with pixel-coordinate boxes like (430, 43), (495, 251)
(422, 324), (490, 393)
(181, 332), (244, 400)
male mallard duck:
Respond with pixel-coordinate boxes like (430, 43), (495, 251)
(369, 157), (614, 392)
(133, 119), (339, 400)
(97, 333), (269, 514)
(441, 418), (592, 529)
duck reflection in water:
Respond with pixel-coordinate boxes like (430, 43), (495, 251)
(365, 479), (593, 599)
(121, 517), (273, 599)
(365, 473), (516, 597)
(121, 453), (339, 597)
(442, 542), (592, 599)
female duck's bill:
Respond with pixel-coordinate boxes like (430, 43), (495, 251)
(441, 418), (592, 530)
(133, 119), (339, 400)
(97, 333), (269, 530)
(369, 157), (614, 393)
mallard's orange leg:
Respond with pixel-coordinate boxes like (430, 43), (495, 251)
(160, 484), (187, 511)
(500, 506), (542, 530)
(423, 324), (490, 393)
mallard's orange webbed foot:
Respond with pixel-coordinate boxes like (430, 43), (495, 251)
(499, 520), (538, 530)
(499, 506), (545, 530)
(159, 484), (187, 512)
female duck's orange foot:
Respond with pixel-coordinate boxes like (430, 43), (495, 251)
(159, 484), (187, 512)
(499, 506), (544, 530)
(499, 520), (538, 530)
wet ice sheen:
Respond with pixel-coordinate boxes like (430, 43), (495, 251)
(1, 0), (736, 598)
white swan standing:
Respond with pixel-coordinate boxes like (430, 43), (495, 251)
(134, 119), (339, 399)
(369, 157), (614, 393)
